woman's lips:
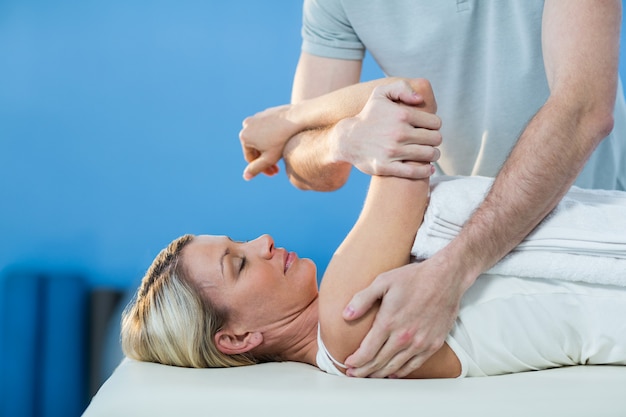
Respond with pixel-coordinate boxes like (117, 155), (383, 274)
(284, 251), (297, 273)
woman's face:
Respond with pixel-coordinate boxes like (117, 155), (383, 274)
(182, 234), (318, 331)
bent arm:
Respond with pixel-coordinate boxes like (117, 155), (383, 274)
(241, 74), (439, 189)
(282, 53), (360, 190)
(240, 52), (441, 189)
(284, 76), (439, 191)
(317, 94), (458, 378)
(318, 175), (428, 369)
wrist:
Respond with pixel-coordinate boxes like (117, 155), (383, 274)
(328, 117), (355, 165)
(431, 241), (484, 291)
(281, 104), (305, 137)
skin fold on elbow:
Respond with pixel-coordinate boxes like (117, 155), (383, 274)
(285, 162), (351, 192)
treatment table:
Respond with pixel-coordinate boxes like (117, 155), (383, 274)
(83, 359), (626, 416)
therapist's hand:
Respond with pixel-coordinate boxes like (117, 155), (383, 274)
(335, 80), (442, 179)
(239, 104), (299, 180)
(342, 256), (467, 378)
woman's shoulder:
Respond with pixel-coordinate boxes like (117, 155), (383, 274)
(315, 324), (349, 376)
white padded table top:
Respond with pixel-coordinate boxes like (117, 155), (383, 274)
(83, 359), (626, 417)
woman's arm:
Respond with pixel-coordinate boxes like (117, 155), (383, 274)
(317, 89), (459, 378)
(318, 174), (458, 378)
(318, 174), (427, 353)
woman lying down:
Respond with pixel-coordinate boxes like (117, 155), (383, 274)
(121, 79), (626, 378)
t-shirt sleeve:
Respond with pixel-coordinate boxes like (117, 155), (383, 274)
(301, 0), (365, 60)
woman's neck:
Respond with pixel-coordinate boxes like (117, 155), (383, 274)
(253, 297), (320, 367)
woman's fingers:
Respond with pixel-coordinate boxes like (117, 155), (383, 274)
(243, 152), (281, 180)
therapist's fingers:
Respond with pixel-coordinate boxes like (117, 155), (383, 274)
(403, 124), (443, 148)
(367, 349), (424, 379)
(405, 109), (442, 131)
(370, 340), (441, 379)
(348, 333), (441, 379)
(343, 277), (388, 322)
(379, 80), (425, 107)
(344, 328), (391, 377)
(346, 342), (397, 378)
(389, 354), (434, 379)
(346, 331), (419, 378)
(370, 161), (435, 180)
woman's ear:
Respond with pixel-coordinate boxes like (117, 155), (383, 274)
(214, 330), (263, 355)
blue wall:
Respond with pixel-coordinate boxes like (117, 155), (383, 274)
(0, 2), (384, 414)
(0, 1), (383, 290)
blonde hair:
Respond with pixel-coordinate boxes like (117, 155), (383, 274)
(120, 234), (270, 368)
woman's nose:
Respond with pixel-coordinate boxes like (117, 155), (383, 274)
(249, 234), (274, 258)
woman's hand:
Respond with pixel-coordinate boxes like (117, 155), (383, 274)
(239, 104), (300, 180)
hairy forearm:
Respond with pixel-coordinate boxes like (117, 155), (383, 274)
(443, 0), (620, 284)
(442, 94), (615, 285)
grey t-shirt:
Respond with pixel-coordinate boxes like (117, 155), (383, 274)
(302, 0), (626, 190)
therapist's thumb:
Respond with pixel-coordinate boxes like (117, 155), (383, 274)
(343, 281), (385, 321)
(381, 80), (424, 106)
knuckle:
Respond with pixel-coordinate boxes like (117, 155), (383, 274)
(410, 335), (427, 352)
(350, 292), (366, 307)
(395, 330), (415, 347)
(372, 359), (384, 370)
(387, 127), (404, 143)
(384, 357), (398, 369)
(432, 130), (443, 146)
(396, 108), (411, 123)
(377, 318), (395, 333)
(377, 270), (393, 284)
(384, 145), (399, 159)
(427, 147), (439, 161)
(379, 145), (395, 159)
(370, 159), (388, 175)
(433, 115), (443, 130)
(409, 164), (429, 179)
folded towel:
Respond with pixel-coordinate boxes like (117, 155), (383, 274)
(412, 176), (626, 286)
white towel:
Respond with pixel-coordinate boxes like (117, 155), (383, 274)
(412, 176), (626, 286)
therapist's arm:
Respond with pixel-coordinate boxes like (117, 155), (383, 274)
(342, 0), (620, 378)
(284, 53), (440, 191)
(239, 53), (442, 190)
(240, 75), (436, 182)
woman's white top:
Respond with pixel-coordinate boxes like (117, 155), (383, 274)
(316, 275), (626, 377)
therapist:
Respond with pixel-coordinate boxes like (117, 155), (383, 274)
(239, 1), (626, 378)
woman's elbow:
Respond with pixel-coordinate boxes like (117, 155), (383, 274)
(286, 167), (350, 192)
